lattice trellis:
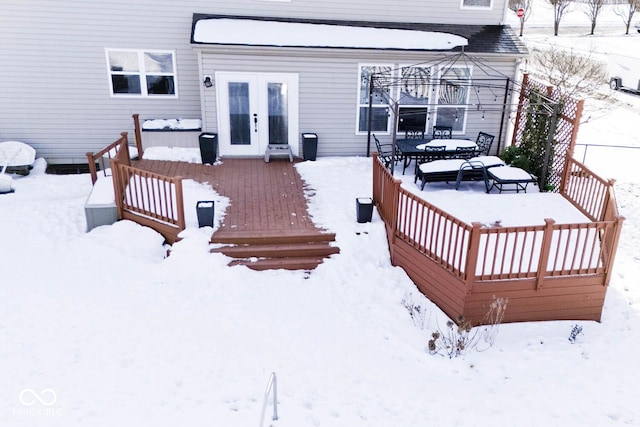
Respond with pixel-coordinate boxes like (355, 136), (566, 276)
(511, 74), (583, 192)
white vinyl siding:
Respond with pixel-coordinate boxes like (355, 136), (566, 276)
(1, 0), (512, 162)
(200, 48), (518, 157)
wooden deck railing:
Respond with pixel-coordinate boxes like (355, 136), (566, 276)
(473, 219), (616, 282)
(86, 132), (130, 184)
(132, 113), (145, 158)
(396, 189), (472, 279)
(372, 153), (624, 289)
(87, 132), (185, 243)
(561, 157), (615, 222)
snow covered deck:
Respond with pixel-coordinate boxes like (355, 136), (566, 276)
(373, 154), (624, 324)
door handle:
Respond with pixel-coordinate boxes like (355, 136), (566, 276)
(253, 114), (258, 132)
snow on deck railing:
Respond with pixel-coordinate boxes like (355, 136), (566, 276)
(372, 154), (623, 286)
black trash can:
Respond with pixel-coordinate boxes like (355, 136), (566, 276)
(356, 197), (374, 223)
(302, 133), (318, 161)
(199, 132), (218, 165)
(196, 201), (215, 228)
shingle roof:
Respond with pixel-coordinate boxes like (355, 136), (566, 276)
(191, 14), (528, 56)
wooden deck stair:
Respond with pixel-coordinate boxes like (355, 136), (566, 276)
(210, 230), (339, 271)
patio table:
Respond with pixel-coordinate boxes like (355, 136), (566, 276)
(395, 138), (477, 174)
(416, 139), (477, 152)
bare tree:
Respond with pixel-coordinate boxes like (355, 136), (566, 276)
(530, 45), (608, 97)
(508, 0), (534, 36)
(614, 0), (640, 34)
(583, 0), (609, 34)
(546, 0), (574, 35)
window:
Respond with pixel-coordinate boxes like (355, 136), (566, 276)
(461, 0), (492, 8)
(434, 66), (471, 133)
(106, 49), (177, 97)
(398, 66), (433, 134)
(356, 64), (472, 136)
(357, 65), (393, 134)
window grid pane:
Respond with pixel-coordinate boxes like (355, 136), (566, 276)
(462, 0), (491, 7)
(359, 107), (389, 133)
(358, 65), (392, 133)
(107, 49), (176, 97)
(359, 66), (392, 105)
(144, 52), (174, 74)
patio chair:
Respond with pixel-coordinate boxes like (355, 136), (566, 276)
(453, 146), (475, 159)
(399, 127), (425, 173)
(486, 166), (537, 193)
(413, 145), (445, 174)
(432, 125), (453, 139)
(405, 128), (425, 139)
(373, 134), (400, 169)
(474, 132), (495, 156)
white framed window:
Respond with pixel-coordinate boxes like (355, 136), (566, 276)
(106, 49), (177, 97)
(356, 64), (393, 134)
(397, 65), (434, 135)
(433, 66), (472, 134)
(460, 0), (492, 9)
(356, 63), (473, 136)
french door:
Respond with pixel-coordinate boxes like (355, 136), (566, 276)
(216, 72), (299, 156)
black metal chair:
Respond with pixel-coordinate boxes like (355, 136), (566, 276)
(432, 125), (453, 139)
(475, 132), (495, 156)
(414, 145), (446, 176)
(453, 146), (475, 159)
(400, 127), (425, 172)
(405, 128), (425, 139)
(373, 134), (400, 169)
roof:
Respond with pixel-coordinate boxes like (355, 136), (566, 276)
(190, 14), (528, 56)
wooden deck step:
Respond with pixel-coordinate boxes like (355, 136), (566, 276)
(210, 230), (339, 271)
(211, 230), (336, 245)
(212, 242), (339, 259)
(228, 256), (325, 271)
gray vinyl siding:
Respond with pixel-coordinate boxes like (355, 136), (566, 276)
(1, 0), (510, 163)
(200, 48), (519, 157)
(1, 1), (203, 163)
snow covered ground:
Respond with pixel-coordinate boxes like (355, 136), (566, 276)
(2, 6), (640, 427)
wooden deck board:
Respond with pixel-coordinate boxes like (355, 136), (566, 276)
(133, 157), (324, 238)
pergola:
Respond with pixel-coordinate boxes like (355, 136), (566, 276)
(364, 53), (580, 191)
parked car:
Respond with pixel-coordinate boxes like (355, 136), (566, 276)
(635, 22), (640, 33)
(609, 54), (640, 93)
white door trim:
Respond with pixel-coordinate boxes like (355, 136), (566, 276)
(215, 72), (299, 157)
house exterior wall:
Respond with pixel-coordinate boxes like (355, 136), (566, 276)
(1, 0), (512, 163)
(199, 47), (519, 157)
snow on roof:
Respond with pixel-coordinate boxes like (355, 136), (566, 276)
(192, 18), (468, 51)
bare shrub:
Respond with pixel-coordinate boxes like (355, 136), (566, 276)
(401, 293), (427, 329)
(568, 324), (584, 343)
(427, 296), (508, 358)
